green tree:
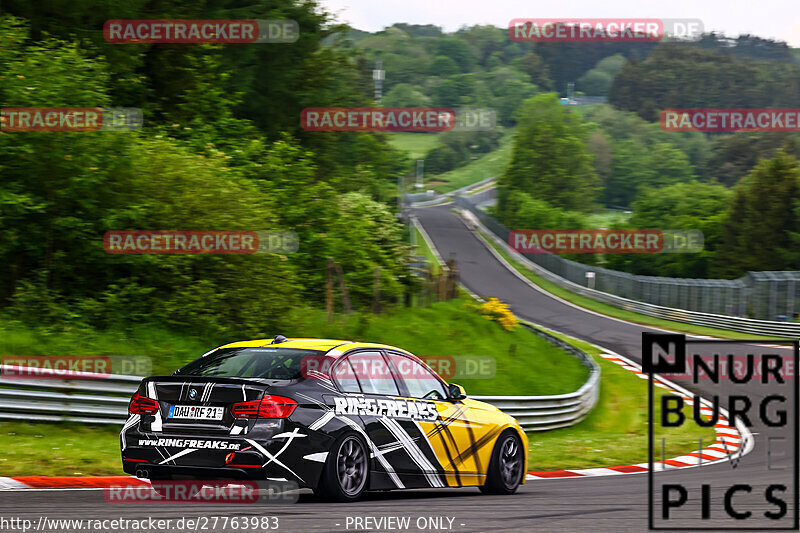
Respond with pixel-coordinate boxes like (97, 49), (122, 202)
(605, 182), (731, 277)
(586, 131), (613, 191)
(2, 2), (406, 198)
(577, 54), (626, 95)
(455, 25), (505, 66)
(435, 37), (476, 72)
(0, 16), (411, 335)
(429, 56), (460, 77)
(602, 140), (695, 207)
(609, 44), (800, 121)
(500, 190), (587, 229)
(382, 83), (432, 107)
(647, 142), (696, 188)
(603, 140), (653, 207)
(583, 104), (709, 178)
(705, 134), (800, 186)
(716, 150), (800, 276)
(513, 52), (553, 90)
(498, 93), (600, 215)
(432, 74), (478, 107)
(492, 79), (537, 126)
(576, 70), (613, 96)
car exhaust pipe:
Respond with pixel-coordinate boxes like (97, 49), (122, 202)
(135, 467), (150, 479)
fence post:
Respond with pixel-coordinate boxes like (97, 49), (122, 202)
(326, 258), (334, 322)
(334, 262), (352, 314)
(445, 257), (458, 299)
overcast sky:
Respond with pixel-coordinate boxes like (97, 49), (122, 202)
(320, 0), (800, 47)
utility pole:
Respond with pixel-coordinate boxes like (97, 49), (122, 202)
(373, 60), (385, 105)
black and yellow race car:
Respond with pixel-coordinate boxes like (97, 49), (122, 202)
(121, 337), (528, 502)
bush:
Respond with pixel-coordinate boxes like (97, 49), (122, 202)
(474, 298), (519, 331)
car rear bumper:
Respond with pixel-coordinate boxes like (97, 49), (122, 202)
(121, 461), (279, 481)
(120, 422), (329, 488)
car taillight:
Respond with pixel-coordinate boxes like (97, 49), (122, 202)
(231, 395), (297, 419)
(128, 391), (159, 415)
(231, 400), (261, 418)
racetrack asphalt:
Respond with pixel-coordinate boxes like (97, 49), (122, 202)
(0, 204), (795, 532)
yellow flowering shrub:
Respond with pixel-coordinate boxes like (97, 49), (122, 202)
(475, 298), (519, 331)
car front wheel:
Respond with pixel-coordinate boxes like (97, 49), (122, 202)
(480, 430), (524, 495)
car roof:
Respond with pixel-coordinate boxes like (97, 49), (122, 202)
(217, 338), (413, 357)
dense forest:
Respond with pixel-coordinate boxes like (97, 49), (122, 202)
(496, 91), (799, 279)
(0, 2), (416, 337)
(2, 1), (799, 340)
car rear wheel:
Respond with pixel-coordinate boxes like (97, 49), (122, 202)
(480, 430), (524, 495)
(315, 433), (369, 502)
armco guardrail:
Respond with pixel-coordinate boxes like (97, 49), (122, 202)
(406, 176), (495, 207)
(0, 325), (599, 432)
(411, 215), (601, 431)
(456, 193), (800, 322)
(474, 323), (600, 431)
(0, 365), (140, 424)
(456, 195), (800, 338)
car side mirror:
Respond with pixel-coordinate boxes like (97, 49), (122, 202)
(448, 383), (466, 401)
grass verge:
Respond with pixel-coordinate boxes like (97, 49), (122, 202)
(585, 209), (632, 228)
(277, 299), (590, 397)
(412, 226), (441, 274)
(0, 298), (590, 476)
(527, 334), (717, 471)
(0, 322), (212, 378)
(384, 132), (441, 160)
(0, 324), (717, 477)
(0, 299), (589, 393)
(432, 129), (514, 193)
(0, 422), (122, 477)
(474, 227), (775, 340)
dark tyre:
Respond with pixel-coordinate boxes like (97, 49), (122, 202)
(315, 433), (369, 502)
(480, 430), (524, 495)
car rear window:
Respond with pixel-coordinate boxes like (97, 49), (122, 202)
(175, 347), (322, 379)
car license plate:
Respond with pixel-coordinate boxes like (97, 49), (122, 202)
(168, 405), (224, 420)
